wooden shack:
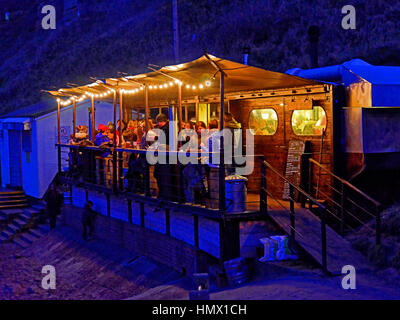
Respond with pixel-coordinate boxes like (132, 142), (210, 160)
(49, 54), (341, 201)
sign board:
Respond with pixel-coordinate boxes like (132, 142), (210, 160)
(55, 126), (71, 145)
(283, 140), (305, 200)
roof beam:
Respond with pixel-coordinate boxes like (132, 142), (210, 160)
(204, 53), (227, 77)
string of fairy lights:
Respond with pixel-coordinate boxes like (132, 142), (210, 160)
(56, 78), (213, 107)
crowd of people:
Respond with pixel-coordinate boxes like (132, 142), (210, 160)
(66, 112), (242, 207)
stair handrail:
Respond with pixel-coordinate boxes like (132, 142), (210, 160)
(263, 160), (326, 211)
(263, 160), (330, 273)
(308, 158), (382, 245)
(308, 158), (381, 207)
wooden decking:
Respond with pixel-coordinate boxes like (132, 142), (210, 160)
(245, 192), (374, 274)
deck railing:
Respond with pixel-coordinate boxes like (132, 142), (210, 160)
(57, 143), (265, 215)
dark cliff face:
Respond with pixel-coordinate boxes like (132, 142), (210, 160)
(0, 0), (399, 114)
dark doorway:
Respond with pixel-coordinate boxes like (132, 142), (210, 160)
(8, 130), (22, 187)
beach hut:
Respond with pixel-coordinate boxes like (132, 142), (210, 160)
(0, 99), (120, 198)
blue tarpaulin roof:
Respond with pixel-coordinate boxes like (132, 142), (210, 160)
(287, 59), (400, 107)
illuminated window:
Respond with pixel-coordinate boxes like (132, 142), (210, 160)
(292, 106), (327, 136)
(249, 109), (278, 136)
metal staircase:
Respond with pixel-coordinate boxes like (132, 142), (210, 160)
(261, 160), (381, 274)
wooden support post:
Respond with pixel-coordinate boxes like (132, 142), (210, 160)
(140, 202), (145, 227)
(57, 99), (61, 173)
(219, 72), (226, 212)
(112, 152), (118, 194)
(376, 205), (381, 246)
(128, 199), (132, 224)
(57, 99), (61, 144)
(165, 208), (170, 235)
(300, 153), (308, 208)
(144, 163), (151, 197)
(340, 183), (346, 236)
(91, 96), (95, 143)
(119, 90), (123, 147)
(178, 83), (183, 132)
(118, 92), (124, 190)
(144, 85), (149, 131)
(321, 210), (328, 274)
(118, 151), (124, 191)
(260, 157), (267, 214)
(112, 90), (118, 193)
(195, 96), (199, 123)
(219, 220), (240, 262)
(194, 215), (199, 248)
(106, 194), (111, 217)
(72, 99), (76, 137)
(289, 184), (295, 242)
(69, 184), (73, 204)
(113, 90), (117, 147)
(308, 160), (313, 210)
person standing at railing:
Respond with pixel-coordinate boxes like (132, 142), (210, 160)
(153, 113), (176, 201)
(94, 124), (110, 186)
(180, 121), (198, 151)
(139, 119), (154, 149)
(223, 112), (242, 175)
(75, 125), (89, 143)
(200, 119), (221, 209)
(180, 121), (205, 204)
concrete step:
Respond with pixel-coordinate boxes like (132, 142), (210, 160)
(32, 204), (46, 211)
(19, 213), (32, 223)
(28, 228), (45, 238)
(0, 234), (11, 243)
(12, 237), (29, 249)
(36, 224), (50, 233)
(23, 208), (41, 218)
(0, 204), (28, 210)
(20, 233), (38, 245)
(13, 218), (29, 229)
(6, 224), (20, 233)
(0, 209), (24, 220)
(0, 230), (15, 240)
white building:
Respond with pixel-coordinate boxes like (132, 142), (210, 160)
(0, 99), (119, 198)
